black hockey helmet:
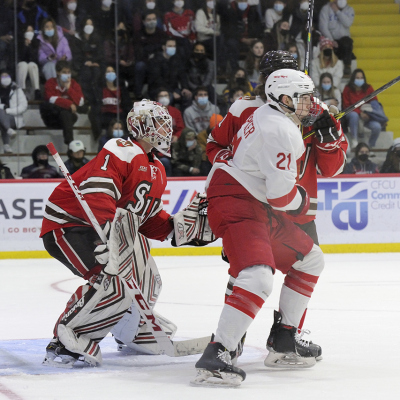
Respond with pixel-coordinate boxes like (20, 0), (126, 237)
(259, 50), (299, 79)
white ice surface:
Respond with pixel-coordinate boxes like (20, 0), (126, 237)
(1, 254), (400, 400)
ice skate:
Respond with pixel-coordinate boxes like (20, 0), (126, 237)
(42, 338), (80, 369)
(191, 340), (246, 387)
(229, 332), (246, 365)
(295, 328), (322, 361)
(264, 311), (316, 368)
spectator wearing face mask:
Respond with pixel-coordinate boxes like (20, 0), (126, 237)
(319, 0), (355, 77)
(37, 17), (72, 80)
(263, 19), (294, 53)
(343, 142), (378, 174)
(287, 42), (303, 71)
(311, 36), (343, 89)
(0, 71), (28, 154)
(21, 145), (61, 179)
(58, 0), (86, 40)
(93, 0), (117, 40)
(265, 0), (291, 32)
(132, 10), (167, 99)
(98, 119), (126, 152)
(317, 72), (341, 110)
(0, 0), (14, 72)
(40, 60), (84, 145)
(17, 25), (41, 100)
(156, 87), (184, 143)
(64, 139), (89, 174)
(289, 0), (314, 39)
(183, 86), (220, 134)
(343, 69), (382, 149)
(380, 138), (400, 174)
(222, 67), (253, 105)
(171, 128), (203, 176)
(131, 0), (164, 34)
(164, 0), (197, 61)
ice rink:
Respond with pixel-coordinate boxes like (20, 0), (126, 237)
(1, 253), (400, 400)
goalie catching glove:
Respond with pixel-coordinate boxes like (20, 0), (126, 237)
(172, 193), (217, 247)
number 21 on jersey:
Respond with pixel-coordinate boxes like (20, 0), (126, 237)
(276, 152), (291, 170)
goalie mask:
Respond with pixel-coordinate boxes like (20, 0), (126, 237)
(127, 99), (173, 156)
(265, 69), (322, 127)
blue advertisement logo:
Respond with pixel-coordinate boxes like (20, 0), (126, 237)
(318, 181), (368, 231)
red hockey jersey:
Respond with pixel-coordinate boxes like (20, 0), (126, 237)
(206, 96), (348, 224)
(44, 78), (84, 109)
(41, 138), (173, 241)
(164, 10), (196, 42)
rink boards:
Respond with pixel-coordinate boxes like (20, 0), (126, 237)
(0, 174), (400, 258)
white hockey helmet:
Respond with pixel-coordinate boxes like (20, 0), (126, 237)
(265, 69), (322, 126)
(126, 99), (173, 156)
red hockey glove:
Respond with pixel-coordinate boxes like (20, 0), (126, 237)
(286, 185), (310, 217)
(214, 148), (233, 164)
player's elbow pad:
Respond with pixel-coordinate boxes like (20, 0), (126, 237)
(286, 185), (310, 217)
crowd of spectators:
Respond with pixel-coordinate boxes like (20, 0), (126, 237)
(0, 0), (395, 178)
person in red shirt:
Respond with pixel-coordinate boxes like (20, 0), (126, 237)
(342, 68), (381, 149)
(164, 0), (196, 61)
(40, 60), (84, 144)
(41, 99), (175, 367)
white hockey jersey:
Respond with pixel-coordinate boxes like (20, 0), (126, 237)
(206, 104), (304, 212)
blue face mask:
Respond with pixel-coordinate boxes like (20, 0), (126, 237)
(166, 47), (176, 56)
(186, 140), (195, 148)
(322, 83), (332, 91)
(238, 2), (248, 11)
(291, 53), (298, 59)
(106, 72), (116, 82)
(60, 73), (71, 82)
(354, 78), (365, 87)
(113, 129), (124, 138)
(197, 96), (208, 106)
(45, 29), (55, 37)
(274, 3), (284, 12)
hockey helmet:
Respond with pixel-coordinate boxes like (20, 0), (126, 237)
(127, 99), (173, 156)
(265, 69), (322, 126)
(259, 50), (299, 79)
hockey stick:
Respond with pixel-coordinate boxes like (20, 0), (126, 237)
(304, 0), (315, 76)
(303, 75), (400, 140)
(46, 142), (211, 357)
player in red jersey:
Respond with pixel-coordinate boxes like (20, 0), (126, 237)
(207, 51), (348, 359)
(41, 100), (177, 367)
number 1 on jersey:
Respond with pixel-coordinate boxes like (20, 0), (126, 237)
(101, 154), (110, 171)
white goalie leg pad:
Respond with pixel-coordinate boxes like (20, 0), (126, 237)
(215, 265), (273, 351)
(279, 245), (324, 327)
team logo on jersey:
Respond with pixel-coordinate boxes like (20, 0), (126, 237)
(318, 181), (368, 230)
(139, 166), (147, 172)
(177, 222), (184, 239)
(116, 139), (133, 147)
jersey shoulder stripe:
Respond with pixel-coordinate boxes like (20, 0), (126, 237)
(229, 96), (265, 117)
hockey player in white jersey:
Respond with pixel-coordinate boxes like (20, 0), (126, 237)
(192, 70), (325, 387)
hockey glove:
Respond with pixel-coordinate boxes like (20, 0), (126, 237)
(94, 220), (111, 265)
(313, 110), (340, 143)
(286, 185), (310, 217)
(214, 148), (233, 164)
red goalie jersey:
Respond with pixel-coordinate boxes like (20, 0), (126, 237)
(41, 138), (173, 241)
(207, 96), (348, 225)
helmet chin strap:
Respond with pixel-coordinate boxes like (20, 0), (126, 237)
(268, 92), (296, 113)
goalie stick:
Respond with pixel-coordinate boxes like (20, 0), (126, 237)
(46, 142), (211, 357)
(303, 75), (400, 140)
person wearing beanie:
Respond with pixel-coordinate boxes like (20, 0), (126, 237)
(21, 144), (61, 178)
(64, 139), (89, 174)
(311, 36), (344, 89)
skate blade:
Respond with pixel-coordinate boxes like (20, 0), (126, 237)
(42, 354), (76, 369)
(264, 351), (316, 369)
(190, 369), (243, 388)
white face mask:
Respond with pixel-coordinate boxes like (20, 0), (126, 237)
(1, 77), (12, 87)
(146, 1), (156, 9)
(207, 1), (214, 9)
(158, 96), (170, 107)
(102, 0), (112, 8)
(337, 0), (347, 8)
(25, 31), (35, 40)
(300, 1), (309, 11)
(84, 24), (94, 35)
(67, 2), (77, 11)
(174, 0), (184, 9)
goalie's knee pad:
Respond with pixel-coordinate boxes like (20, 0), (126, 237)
(292, 244), (324, 277)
